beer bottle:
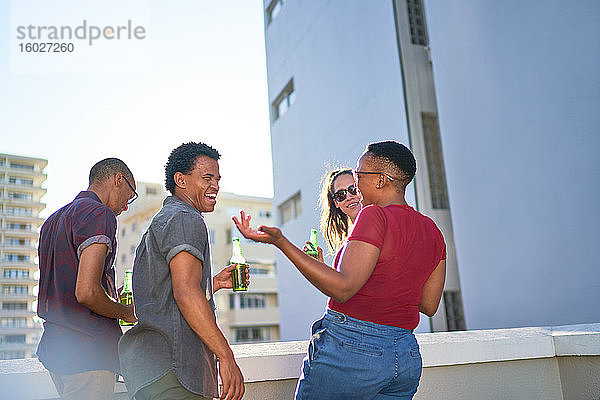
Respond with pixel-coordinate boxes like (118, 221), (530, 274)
(119, 270), (134, 326)
(230, 237), (248, 292)
(306, 229), (319, 259)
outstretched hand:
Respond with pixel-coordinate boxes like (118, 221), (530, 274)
(232, 210), (284, 246)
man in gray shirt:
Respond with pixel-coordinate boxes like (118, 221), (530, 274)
(119, 142), (244, 400)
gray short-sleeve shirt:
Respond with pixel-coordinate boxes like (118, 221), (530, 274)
(118, 196), (218, 398)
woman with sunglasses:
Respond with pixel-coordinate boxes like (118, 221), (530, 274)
(305, 168), (361, 259)
(233, 141), (446, 400)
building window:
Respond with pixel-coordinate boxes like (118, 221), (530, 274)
(234, 326), (271, 343)
(132, 223), (137, 233)
(1, 335), (26, 344)
(2, 302), (28, 310)
(230, 293), (267, 309)
(0, 350), (26, 360)
(5, 238), (30, 246)
(2, 286), (28, 295)
(8, 192), (32, 201)
(130, 245), (136, 257)
(6, 207), (32, 216)
(3, 269), (29, 279)
(248, 264), (274, 276)
(209, 229), (215, 245)
(146, 187), (158, 195)
(407, 0), (428, 46)
(6, 223), (31, 231)
(9, 163), (34, 170)
(239, 294), (266, 309)
(421, 113), (450, 209)
(258, 210), (272, 218)
(121, 255), (127, 265)
(272, 79), (295, 121)
(8, 177), (33, 186)
(122, 228), (126, 237)
(279, 191), (301, 224)
(0, 317), (28, 327)
(443, 291), (466, 331)
(4, 254), (30, 263)
(266, 0), (284, 25)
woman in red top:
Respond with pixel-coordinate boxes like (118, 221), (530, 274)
(234, 141), (446, 400)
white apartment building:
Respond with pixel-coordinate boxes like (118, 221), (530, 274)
(116, 183), (279, 343)
(263, 0), (464, 339)
(0, 154), (46, 360)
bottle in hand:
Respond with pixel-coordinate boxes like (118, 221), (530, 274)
(305, 229), (319, 259)
(230, 237), (248, 292)
(119, 270), (134, 326)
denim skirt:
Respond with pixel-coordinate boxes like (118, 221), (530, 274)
(294, 309), (422, 400)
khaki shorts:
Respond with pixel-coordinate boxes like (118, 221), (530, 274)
(135, 371), (212, 400)
(49, 370), (115, 400)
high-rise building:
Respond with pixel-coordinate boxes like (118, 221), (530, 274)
(263, 0), (464, 338)
(0, 154), (46, 360)
(116, 184), (280, 343)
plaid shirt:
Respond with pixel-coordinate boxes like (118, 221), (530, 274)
(37, 191), (122, 374)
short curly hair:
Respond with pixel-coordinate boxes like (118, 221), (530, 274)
(365, 141), (416, 186)
(164, 142), (220, 194)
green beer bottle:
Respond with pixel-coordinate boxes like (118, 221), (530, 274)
(119, 270), (134, 326)
(306, 229), (319, 259)
(230, 237), (248, 292)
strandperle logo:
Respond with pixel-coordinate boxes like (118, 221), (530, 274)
(16, 20), (146, 46)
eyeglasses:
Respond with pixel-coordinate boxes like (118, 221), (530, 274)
(353, 170), (396, 182)
(121, 175), (138, 204)
(332, 184), (358, 202)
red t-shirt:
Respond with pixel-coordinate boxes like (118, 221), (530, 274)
(328, 204), (446, 330)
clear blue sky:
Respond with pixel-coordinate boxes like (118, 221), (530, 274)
(1, 0), (273, 217)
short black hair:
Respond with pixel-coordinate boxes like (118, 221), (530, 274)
(89, 158), (133, 186)
(365, 141), (416, 185)
(165, 142), (221, 194)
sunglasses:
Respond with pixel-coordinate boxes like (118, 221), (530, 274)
(332, 184), (358, 202)
(353, 170), (396, 182)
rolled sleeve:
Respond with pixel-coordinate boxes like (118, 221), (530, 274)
(155, 210), (208, 265)
(166, 244), (204, 265)
(77, 234), (113, 259)
(72, 205), (117, 260)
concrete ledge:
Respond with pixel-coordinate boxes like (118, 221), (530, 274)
(233, 323), (600, 380)
(0, 323), (598, 400)
(232, 340), (307, 382)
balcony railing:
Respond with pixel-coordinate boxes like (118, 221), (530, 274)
(0, 182), (46, 194)
(0, 309), (36, 318)
(228, 307), (280, 326)
(1, 198), (46, 209)
(1, 214), (44, 224)
(0, 325), (42, 335)
(1, 229), (38, 239)
(0, 323), (598, 399)
(0, 293), (37, 301)
(0, 278), (38, 285)
(0, 244), (38, 254)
